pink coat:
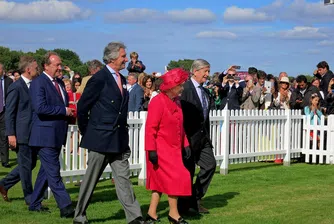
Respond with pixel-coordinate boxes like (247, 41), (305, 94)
(145, 93), (191, 196)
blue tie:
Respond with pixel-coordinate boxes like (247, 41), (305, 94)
(200, 86), (208, 118)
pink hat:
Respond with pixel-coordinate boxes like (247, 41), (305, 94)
(159, 68), (189, 91)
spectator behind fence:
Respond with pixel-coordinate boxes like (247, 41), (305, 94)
(141, 75), (155, 111)
(290, 75), (322, 111)
(311, 78), (324, 100)
(219, 69), (242, 110)
(127, 52), (146, 73)
(313, 61), (334, 94)
(137, 72), (146, 87)
(0, 62), (13, 168)
(63, 79), (81, 125)
(324, 78), (334, 114)
(128, 72), (144, 112)
(76, 59), (103, 94)
(75, 42), (144, 224)
(272, 77), (291, 110)
(241, 75), (261, 110)
(149, 77), (163, 102)
(144, 68), (191, 224)
(0, 55), (39, 204)
(179, 59), (216, 215)
(28, 51), (75, 218)
(13, 70), (21, 82)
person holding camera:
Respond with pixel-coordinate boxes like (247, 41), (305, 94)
(240, 74), (261, 110)
(324, 78), (334, 114)
(127, 52), (146, 73)
(219, 69), (243, 110)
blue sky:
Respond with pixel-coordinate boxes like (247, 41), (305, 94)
(1, 0), (334, 77)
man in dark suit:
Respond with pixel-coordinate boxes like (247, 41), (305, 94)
(28, 52), (74, 218)
(179, 59), (216, 215)
(0, 56), (39, 203)
(127, 73), (144, 112)
(74, 42), (144, 224)
(313, 61), (334, 96)
(0, 63), (13, 168)
(219, 70), (243, 110)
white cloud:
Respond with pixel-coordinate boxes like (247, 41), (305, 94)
(196, 31), (237, 39)
(166, 8), (216, 24)
(305, 49), (321, 55)
(0, 0), (92, 23)
(278, 26), (328, 40)
(223, 6), (274, 23)
(317, 40), (334, 46)
(104, 8), (216, 24)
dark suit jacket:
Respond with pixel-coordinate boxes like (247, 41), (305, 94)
(1, 75), (13, 110)
(5, 77), (32, 144)
(126, 61), (146, 73)
(128, 83), (144, 112)
(29, 73), (69, 148)
(180, 80), (214, 151)
(318, 70), (334, 94)
(77, 66), (129, 153)
(219, 83), (243, 110)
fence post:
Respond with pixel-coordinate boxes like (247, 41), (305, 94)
(138, 111), (147, 186)
(328, 115), (334, 164)
(220, 109), (230, 175)
(283, 109), (291, 166)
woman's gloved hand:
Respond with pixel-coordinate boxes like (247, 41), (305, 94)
(149, 151), (158, 165)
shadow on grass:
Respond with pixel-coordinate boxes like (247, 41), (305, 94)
(227, 162), (282, 173)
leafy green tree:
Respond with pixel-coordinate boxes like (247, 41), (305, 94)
(167, 59), (194, 71)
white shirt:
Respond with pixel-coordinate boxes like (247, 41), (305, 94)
(43, 72), (66, 103)
(21, 75), (32, 89)
(106, 65), (119, 83)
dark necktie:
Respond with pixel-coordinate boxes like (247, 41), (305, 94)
(0, 79), (3, 113)
(53, 79), (63, 99)
(199, 86), (208, 118)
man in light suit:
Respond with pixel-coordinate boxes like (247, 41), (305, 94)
(0, 63), (13, 168)
(127, 73), (144, 112)
(28, 52), (75, 218)
(74, 42), (144, 224)
(0, 56), (38, 203)
(179, 59), (216, 215)
(76, 59), (103, 94)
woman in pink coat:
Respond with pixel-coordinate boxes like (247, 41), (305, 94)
(145, 68), (191, 224)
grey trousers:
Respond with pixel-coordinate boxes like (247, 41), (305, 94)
(74, 150), (142, 223)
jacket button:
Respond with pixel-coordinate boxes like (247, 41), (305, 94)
(119, 112), (121, 114)
(111, 100), (114, 103)
(118, 125), (120, 128)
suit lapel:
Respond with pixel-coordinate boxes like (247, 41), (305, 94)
(188, 80), (204, 113)
(103, 66), (123, 98)
(18, 77), (29, 95)
(41, 73), (64, 104)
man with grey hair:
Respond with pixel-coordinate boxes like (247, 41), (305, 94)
(0, 62), (13, 168)
(179, 59), (216, 215)
(74, 42), (144, 224)
(76, 59), (103, 94)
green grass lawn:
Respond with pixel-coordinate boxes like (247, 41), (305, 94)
(1, 151), (334, 224)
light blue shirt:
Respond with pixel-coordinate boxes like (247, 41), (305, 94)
(106, 65), (118, 83)
(191, 77), (207, 107)
(1, 76), (5, 106)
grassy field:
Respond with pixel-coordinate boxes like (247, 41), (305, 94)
(1, 151), (334, 224)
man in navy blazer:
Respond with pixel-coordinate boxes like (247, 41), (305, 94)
(127, 73), (144, 112)
(0, 56), (39, 204)
(28, 52), (74, 218)
(74, 42), (144, 224)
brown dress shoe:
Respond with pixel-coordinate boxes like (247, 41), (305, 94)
(197, 201), (209, 214)
(0, 185), (10, 202)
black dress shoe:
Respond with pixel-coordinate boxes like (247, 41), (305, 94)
(197, 201), (209, 214)
(128, 216), (144, 224)
(60, 205), (75, 218)
(2, 162), (11, 168)
(168, 215), (188, 224)
(29, 206), (51, 213)
(145, 214), (160, 223)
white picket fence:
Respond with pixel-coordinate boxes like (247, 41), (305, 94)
(59, 109), (330, 187)
(302, 114), (334, 164)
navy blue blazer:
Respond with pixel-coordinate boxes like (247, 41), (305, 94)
(219, 83), (243, 110)
(77, 66), (129, 153)
(128, 83), (144, 112)
(5, 77), (32, 144)
(29, 73), (69, 149)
